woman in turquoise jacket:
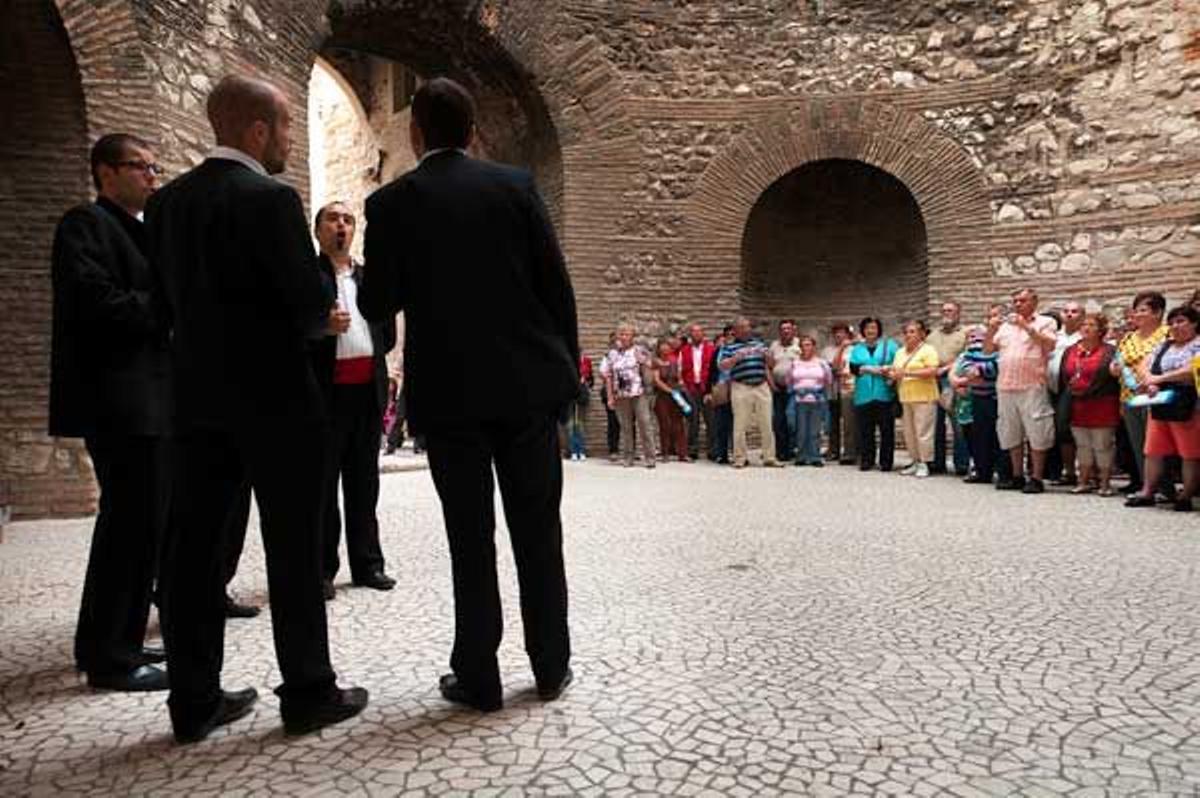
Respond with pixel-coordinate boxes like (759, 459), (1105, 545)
(848, 317), (899, 471)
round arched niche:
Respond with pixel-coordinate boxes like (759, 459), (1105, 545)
(741, 158), (929, 334)
(683, 99), (991, 334)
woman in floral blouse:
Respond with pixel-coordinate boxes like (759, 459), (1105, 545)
(600, 323), (657, 468)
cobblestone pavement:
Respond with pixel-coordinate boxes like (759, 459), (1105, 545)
(3, 460), (1200, 796)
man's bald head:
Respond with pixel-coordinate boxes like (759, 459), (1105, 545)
(206, 74), (293, 174)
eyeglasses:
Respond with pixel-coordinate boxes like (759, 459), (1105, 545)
(114, 160), (163, 176)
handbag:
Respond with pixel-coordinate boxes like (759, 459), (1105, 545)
(1149, 343), (1198, 422)
(710, 381), (731, 406)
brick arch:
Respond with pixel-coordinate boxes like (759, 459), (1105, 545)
(3, 1), (108, 519)
(53, 0), (156, 140)
(684, 98), (991, 315)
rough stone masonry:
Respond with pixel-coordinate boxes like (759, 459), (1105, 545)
(2, 0), (1198, 518)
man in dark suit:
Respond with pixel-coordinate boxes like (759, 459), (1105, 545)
(311, 201), (397, 598)
(145, 74), (367, 743)
(49, 133), (171, 692)
(359, 78), (578, 712)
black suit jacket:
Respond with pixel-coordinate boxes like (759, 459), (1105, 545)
(48, 198), (171, 437)
(144, 158), (332, 432)
(311, 255), (396, 414)
(359, 152), (579, 433)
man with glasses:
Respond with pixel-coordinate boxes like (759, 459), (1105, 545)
(49, 133), (171, 692)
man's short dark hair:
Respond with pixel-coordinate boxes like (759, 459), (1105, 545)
(412, 77), (475, 151)
(314, 200), (352, 233)
(859, 316), (884, 336)
(1132, 290), (1166, 316)
(90, 133), (150, 192)
(1166, 305), (1200, 327)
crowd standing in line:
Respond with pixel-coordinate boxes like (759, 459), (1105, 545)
(589, 287), (1200, 511)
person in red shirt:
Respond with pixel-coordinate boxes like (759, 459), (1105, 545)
(680, 323), (716, 460)
(1059, 313), (1121, 496)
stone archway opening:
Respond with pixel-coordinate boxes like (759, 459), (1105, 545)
(320, 1), (565, 228)
(0, 0), (93, 519)
(740, 158), (929, 336)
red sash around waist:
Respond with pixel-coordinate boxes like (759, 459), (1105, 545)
(334, 356), (373, 385)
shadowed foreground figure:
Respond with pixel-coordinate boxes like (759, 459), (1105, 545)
(49, 133), (171, 692)
(147, 73), (367, 743)
(359, 77), (579, 712)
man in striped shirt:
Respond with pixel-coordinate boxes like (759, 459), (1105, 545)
(718, 317), (782, 468)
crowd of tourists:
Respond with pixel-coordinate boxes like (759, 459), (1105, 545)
(568, 288), (1200, 512)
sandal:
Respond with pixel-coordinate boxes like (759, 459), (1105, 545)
(1071, 484), (1095, 495)
(1097, 487), (1116, 497)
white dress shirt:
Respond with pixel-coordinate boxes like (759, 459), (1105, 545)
(207, 146), (268, 176)
(334, 265), (374, 360)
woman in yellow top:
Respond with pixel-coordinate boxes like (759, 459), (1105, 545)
(888, 320), (941, 478)
(1109, 291), (1171, 497)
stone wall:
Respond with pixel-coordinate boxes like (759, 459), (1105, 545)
(3, 0), (1199, 515)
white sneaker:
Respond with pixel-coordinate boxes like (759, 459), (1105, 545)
(915, 463), (930, 478)
(900, 463), (919, 476)
(579, 453), (587, 461)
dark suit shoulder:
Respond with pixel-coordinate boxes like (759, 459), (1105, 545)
(57, 202), (107, 232)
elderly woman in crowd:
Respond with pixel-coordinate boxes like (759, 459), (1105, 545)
(788, 334), (834, 467)
(1113, 291), (1172, 498)
(849, 317), (899, 472)
(953, 311), (1010, 485)
(1059, 313), (1120, 496)
(652, 338), (690, 462)
(1125, 305), (1200, 511)
(889, 320), (941, 478)
(821, 323), (858, 465)
(600, 323), (657, 469)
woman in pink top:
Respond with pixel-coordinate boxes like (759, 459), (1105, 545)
(788, 335), (834, 466)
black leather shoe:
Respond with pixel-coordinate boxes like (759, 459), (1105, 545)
(224, 594), (261, 619)
(996, 477), (1025, 491)
(174, 688), (259, 744)
(1125, 495), (1155, 508)
(963, 475), (991, 484)
(537, 667), (574, 702)
(438, 673), (502, 712)
(353, 571), (396, 591)
(281, 687), (369, 736)
(139, 645), (167, 665)
(322, 580), (336, 601)
(87, 664), (169, 692)
(1174, 498), (1195, 512)
(1022, 478), (1045, 494)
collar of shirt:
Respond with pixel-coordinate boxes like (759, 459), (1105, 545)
(419, 147), (467, 164)
(207, 146), (268, 176)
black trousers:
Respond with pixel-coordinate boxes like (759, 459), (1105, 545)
(324, 383), (386, 582)
(425, 413), (570, 702)
(856, 401), (895, 471)
(772, 388), (794, 462)
(827, 398), (842, 459)
(685, 390), (713, 459)
(222, 482), (251, 588)
(968, 394), (1011, 482)
(76, 434), (168, 675)
(161, 424), (336, 727)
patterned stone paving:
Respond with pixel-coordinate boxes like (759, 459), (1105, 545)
(2, 460), (1200, 796)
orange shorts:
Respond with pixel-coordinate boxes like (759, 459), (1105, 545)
(1145, 411), (1200, 459)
